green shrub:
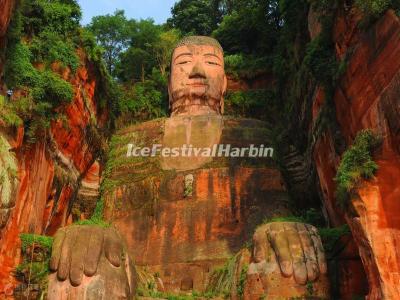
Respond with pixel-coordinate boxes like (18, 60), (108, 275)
(335, 130), (381, 207)
(5, 45), (74, 107)
(304, 34), (338, 88)
(74, 196), (110, 228)
(318, 225), (350, 253)
(37, 71), (74, 105)
(224, 89), (274, 119)
(355, 0), (391, 18)
(0, 136), (18, 209)
(30, 30), (80, 71)
(4, 42), (38, 89)
(20, 233), (54, 252)
(118, 72), (168, 123)
(206, 254), (238, 297)
(237, 264), (248, 298)
(16, 233), (53, 297)
(262, 215), (305, 224)
(20, 0), (81, 36)
(224, 54), (271, 79)
(0, 95), (23, 127)
(15, 261), (50, 285)
(261, 208), (326, 227)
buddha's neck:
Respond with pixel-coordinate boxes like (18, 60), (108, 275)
(171, 104), (220, 116)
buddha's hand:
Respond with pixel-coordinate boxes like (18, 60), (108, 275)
(252, 222), (327, 285)
(49, 224), (125, 286)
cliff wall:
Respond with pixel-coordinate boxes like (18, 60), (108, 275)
(0, 52), (104, 300)
(312, 8), (400, 300)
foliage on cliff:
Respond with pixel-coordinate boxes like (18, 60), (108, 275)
(15, 234), (54, 298)
(0, 134), (18, 212)
(335, 130), (381, 207)
(224, 89), (274, 120)
(356, 0), (400, 22)
(2, 0), (119, 140)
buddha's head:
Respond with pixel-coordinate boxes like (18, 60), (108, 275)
(168, 36), (227, 116)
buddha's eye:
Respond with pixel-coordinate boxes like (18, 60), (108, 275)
(206, 61), (220, 66)
(177, 60), (191, 65)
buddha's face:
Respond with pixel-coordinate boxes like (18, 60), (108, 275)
(169, 44), (227, 116)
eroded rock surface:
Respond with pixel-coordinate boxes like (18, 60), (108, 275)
(311, 8), (400, 300)
(0, 59), (107, 296)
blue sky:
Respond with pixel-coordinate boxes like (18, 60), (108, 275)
(77, 0), (177, 25)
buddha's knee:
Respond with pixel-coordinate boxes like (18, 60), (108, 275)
(244, 222), (330, 299)
(47, 225), (137, 300)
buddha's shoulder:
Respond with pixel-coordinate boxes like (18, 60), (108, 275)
(116, 117), (167, 136)
(114, 115), (270, 143)
(222, 116), (269, 129)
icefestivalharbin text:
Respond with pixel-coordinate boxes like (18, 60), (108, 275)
(126, 144), (274, 158)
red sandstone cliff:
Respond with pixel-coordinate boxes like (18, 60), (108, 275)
(0, 0), (14, 40)
(0, 0), (15, 76)
(0, 56), (105, 299)
(311, 8), (400, 300)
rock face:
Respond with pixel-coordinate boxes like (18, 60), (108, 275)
(104, 115), (291, 293)
(0, 58), (106, 296)
(311, 8), (400, 300)
(0, 0), (14, 38)
(0, 0), (15, 75)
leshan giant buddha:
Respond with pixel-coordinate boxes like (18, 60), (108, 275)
(48, 36), (329, 299)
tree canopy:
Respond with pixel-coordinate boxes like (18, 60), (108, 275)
(87, 10), (132, 74)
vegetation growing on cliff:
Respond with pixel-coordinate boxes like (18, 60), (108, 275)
(0, 135), (18, 212)
(335, 130), (382, 207)
(2, 0), (119, 141)
(355, 0), (400, 22)
(318, 224), (351, 254)
(0, 95), (23, 127)
(15, 234), (54, 298)
(20, 234), (53, 252)
(2, 0), (76, 139)
(206, 251), (249, 299)
(224, 89), (274, 119)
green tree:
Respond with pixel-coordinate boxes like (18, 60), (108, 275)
(117, 47), (154, 82)
(212, 0), (281, 55)
(118, 68), (168, 123)
(129, 19), (161, 49)
(115, 19), (161, 82)
(87, 10), (132, 74)
(115, 19), (179, 82)
(167, 0), (218, 35)
(152, 29), (181, 76)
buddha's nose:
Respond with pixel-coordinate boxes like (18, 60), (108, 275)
(189, 61), (206, 79)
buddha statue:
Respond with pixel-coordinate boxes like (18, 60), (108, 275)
(47, 36), (329, 299)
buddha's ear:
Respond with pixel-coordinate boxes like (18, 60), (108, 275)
(220, 74), (227, 115)
(223, 74), (228, 95)
(168, 80), (172, 110)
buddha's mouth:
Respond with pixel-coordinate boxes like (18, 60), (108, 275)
(187, 83), (207, 87)
(187, 79), (208, 87)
